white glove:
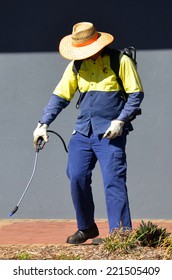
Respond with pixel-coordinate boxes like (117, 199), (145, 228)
(103, 120), (124, 139)
(33, 122), (48, 148)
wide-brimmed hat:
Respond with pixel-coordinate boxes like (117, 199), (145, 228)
(59, 22), (114, 60)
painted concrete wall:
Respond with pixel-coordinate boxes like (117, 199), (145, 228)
(0, 49), (172, 220)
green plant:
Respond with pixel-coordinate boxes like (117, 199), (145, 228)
(16, 252), (31, 260)
(135, 220), (167, 247)
(103, 229), (137, 253)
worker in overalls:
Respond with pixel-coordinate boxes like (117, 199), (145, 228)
(33, 22), (144, 244)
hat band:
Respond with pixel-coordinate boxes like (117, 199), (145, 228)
(72, 33), (99, 47)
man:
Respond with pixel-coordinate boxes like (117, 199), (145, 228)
(33, 22), (144, 244)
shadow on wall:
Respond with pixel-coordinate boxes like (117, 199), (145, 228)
(1, 0), (172, 52)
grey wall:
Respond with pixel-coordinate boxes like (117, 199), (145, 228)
(0, 49), (172, 220)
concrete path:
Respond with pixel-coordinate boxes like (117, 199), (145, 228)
(0, 219), (171, 245)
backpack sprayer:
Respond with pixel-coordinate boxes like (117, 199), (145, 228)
(9, 130), (68, 217)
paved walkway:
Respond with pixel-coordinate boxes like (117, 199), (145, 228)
(0, 219), (172, 245)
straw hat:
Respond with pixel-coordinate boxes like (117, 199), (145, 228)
(59, 22), (114, 60)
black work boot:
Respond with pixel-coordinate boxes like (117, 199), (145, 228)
(66, 223), (99, 244)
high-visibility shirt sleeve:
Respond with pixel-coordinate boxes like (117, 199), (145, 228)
(119, 54), (144, 94)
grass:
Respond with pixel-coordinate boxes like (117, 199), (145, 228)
(16, 252), (32, 260)
(160, 234), (172, 259)
(103, 229), (137, 253)
(56, 253), (81, 260)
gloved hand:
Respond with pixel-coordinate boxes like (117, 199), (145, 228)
(33, 122), (48, 149)
(103, 120), (124, 139)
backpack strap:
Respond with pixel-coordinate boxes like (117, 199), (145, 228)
(72, 60), (84, 108)
(104, 47), (121, 76)
(72, 60), (83, 75)
(105, 47), (128, 102)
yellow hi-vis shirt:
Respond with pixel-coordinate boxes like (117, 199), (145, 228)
(53, 53), (143, 100)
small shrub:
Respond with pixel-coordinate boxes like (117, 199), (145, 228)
(135, 220), (167, 247)
(103, 229), (137, 253)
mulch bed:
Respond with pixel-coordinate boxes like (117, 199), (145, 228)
(0, 244), (171, 260)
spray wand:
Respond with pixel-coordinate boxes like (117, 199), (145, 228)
(9, 130), (68, 217)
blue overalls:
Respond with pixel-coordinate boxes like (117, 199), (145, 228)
(40, 52), (144, 232)
(67, 129), (131, 231)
